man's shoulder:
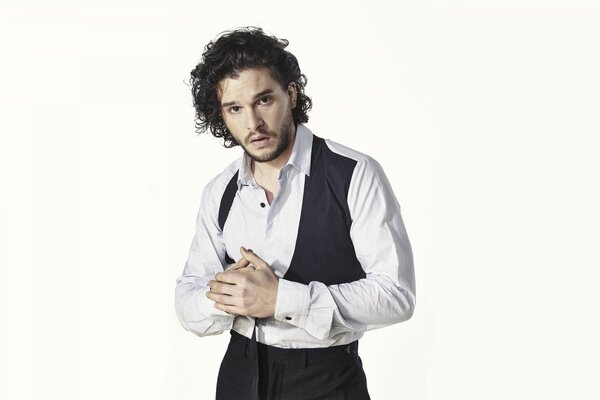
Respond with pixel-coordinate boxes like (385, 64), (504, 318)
(321, 137), (381, 176)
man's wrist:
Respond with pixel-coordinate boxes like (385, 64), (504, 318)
(267, 278), (280, 318)
(273, 278), (310, 327)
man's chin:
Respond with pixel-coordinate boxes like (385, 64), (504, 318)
(243, 140), (285, 163)
(246, 150), (279, 163)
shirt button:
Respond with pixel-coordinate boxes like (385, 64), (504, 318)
(260, 202), (266, 208)
(285, 316), (292, 320)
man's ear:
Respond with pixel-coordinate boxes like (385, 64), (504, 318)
(288, 82), (297, 109)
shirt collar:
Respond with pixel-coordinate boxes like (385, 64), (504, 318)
(286, 123), (313, 177)
(237, 123), (313, 189)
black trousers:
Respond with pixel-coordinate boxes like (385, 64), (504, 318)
(216, 330), (371, 400)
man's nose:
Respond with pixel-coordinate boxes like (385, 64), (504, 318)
(246, 109), (264, 132)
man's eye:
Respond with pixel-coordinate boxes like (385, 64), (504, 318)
(228, 106), (241, 113)
(259, 96), (272, 105)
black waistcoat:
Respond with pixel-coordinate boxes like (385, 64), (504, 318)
(218, 135), (365, 285)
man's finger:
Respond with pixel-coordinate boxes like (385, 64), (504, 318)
(225, 256), (251, 271)
(228, 265), (255, 273)
(214, 302), (245, 316)
(240, 246), (268, 269)
(206, 291), (239, 307)
(208, 280), (239, 296)
(215, 270), (244, 284)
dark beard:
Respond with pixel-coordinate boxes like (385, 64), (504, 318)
(241, 120), (294, 163)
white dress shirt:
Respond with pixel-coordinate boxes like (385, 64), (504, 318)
(175, 124), (415, 348)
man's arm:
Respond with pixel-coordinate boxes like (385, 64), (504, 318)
(174, 178), (237, 337)
(272, 156), (415, 340)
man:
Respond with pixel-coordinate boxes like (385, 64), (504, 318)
(175, 27), (415, 400)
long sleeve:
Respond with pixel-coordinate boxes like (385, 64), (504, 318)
(273, 156), (416, 340)
(174, 178), (235, 337)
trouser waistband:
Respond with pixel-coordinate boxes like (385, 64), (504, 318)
(231, 329), (359, 368)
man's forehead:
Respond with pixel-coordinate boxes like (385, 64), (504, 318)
(217, 67), (279, 103)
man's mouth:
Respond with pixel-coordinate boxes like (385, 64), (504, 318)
(249, 134), (270, 144)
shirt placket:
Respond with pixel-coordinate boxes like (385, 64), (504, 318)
(256, 168), (290, 344)
(266, 168), (290, 276)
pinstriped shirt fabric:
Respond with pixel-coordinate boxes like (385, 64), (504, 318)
(175, 123), (415, 349)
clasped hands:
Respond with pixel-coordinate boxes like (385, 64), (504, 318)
(206, 246), (279, 318)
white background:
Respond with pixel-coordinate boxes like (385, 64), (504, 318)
(1, 0), (599, 399)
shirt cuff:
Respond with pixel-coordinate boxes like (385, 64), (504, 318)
(274, 278), (310, 328)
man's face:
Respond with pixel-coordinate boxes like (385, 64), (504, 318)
(217, 67), (297, 163)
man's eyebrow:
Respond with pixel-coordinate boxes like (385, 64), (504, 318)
(221, 89), (275, 109)
(252, 89), (275, 100)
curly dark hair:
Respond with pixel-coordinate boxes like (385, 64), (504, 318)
(189, 27), (312, 148)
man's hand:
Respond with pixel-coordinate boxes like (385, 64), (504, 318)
(206, 246), (279, 318)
